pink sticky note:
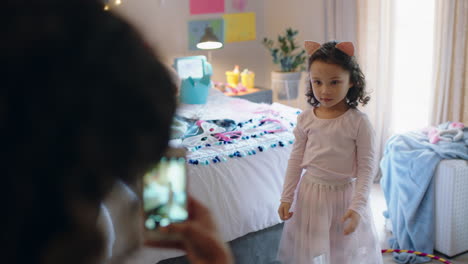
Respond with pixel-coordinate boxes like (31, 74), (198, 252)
(190, 0), (225, 15)
(232, 0), (247, 11)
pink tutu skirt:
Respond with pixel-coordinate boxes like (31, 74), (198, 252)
(278, 172), (383, 264)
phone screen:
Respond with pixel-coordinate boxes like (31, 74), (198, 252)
(143, 152), (188, 231)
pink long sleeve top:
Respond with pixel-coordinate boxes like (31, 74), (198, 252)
(280, 107), (377, 216)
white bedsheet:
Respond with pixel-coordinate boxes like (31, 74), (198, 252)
(123, 89), (300, 263)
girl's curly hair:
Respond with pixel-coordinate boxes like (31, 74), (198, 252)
(305, 41), (370, 108)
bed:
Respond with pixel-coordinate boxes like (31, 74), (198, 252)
(108, 89), (300, 264)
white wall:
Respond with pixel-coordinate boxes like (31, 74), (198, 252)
(113, 0), (326, 109)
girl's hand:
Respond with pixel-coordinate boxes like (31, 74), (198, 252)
(278, 202), (293, 221)
(342, 209), (360, 235)
(145, 198), (233, 264)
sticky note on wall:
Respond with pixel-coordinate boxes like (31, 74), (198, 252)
(190, 0), (224, 15)
(223, 12), (256, 43)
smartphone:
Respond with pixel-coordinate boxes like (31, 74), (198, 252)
(142, 147), (188, 240)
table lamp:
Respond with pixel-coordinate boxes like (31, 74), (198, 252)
(196, 25), (223, 50)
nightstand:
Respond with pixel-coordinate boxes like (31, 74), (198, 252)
(225, 87), (273, 104)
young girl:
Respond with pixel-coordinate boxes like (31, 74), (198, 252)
(277, 41), (383, 264)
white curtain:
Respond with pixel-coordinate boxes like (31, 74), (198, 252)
(430, 0), (468, 125)
(324, 0), (357, 43)
(356, 0), (396, 180)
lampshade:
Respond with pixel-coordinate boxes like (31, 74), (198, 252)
(196, 26), (223, 50)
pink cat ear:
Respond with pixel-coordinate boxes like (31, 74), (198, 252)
(304, 41), (321, 55)
(335, 42), (354, 56)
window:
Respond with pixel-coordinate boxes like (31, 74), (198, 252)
(391, 0), (436, 133)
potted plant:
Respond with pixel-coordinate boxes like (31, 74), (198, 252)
(262, 28), (306, 100)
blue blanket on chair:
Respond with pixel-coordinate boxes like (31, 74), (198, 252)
(380, 123), (468, 264)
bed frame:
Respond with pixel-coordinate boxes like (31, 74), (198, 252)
(158, 223), (284, 264)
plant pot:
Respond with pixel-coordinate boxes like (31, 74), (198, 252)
(271, 71), (301, 100)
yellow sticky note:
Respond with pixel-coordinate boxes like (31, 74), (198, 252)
(223, 12), (256, 43)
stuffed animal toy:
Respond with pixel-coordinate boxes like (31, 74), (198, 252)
(427, 122), (465, 144)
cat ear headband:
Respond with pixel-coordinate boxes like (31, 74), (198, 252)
(304, 41), (355, 57)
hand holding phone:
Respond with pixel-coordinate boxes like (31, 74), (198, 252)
(145, 198), (234, 264)
(141, 148), (233, 263)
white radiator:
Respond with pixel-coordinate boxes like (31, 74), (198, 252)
(434, 159), (468, 257)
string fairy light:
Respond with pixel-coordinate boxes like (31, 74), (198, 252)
(103, 0), (122, 11)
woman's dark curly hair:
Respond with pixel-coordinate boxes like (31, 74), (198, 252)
(2, 1), (176, 263)
(305, 41), (370, 108)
